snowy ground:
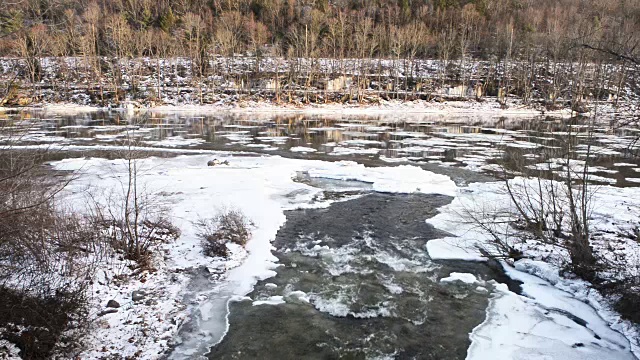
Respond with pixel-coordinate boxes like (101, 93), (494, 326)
(144, 98), (569, 117)
(427, 179), (640, 358)
(47, 151), (640, 360)
(3, 97), (577, 118)
(1, 56), (637, 111)
(51, 153), (455, 359)
(0, 98), (576, 119)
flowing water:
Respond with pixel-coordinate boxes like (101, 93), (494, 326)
(207, 192), (517, 359)
(2, 109), (638, 358)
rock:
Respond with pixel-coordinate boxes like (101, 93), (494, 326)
(207, 159), (229, 166)
(106, 299), (120, 308)
(98, 308), (118, 317)
(132, 290), (147, 302)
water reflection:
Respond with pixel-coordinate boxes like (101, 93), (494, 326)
(1, 110), (639, 186)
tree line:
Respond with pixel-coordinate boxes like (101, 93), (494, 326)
(0, 0), (638, 63)
(1, 0), (639, 109)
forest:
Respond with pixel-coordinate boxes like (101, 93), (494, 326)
(0, 0), (639, 108)
(0, 0), (638, 61)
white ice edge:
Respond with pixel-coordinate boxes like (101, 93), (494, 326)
(468, 262), (636, 360)
(440, 272), (479, 284)
(51, 153), (458, 359)
(425, 180), (640, 359)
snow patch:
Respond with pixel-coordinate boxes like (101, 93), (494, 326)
(307, 162), (456, 196)
(468, 277), (635, 360)
(252, 296), (285, 306)
(440, 272), (479, 284)
(290, 146), (317, 153)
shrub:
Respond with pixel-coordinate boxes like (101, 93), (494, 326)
(101, 216), (181, 268)
(0, 284), (89, 359)
(0, 150), (97, 358)
(0, 203), (95, 359)
(88, 150), (182, 268)
(196, 210), (252, 258)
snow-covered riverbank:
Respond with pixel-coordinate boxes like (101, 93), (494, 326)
(428, 180), (640, 358)
(51, 154), (455, 359)
(144, 98), (570, 117)
(0, 97), (592, 117)
(0, 97), (580, 118)
(44, 150), (639, 360)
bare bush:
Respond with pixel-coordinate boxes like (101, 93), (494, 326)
(0, 150), (96, 359)
(89, 127), (181, 268)
(0, 127), (185, 357)
(457, 172), (594, 270)
(196, 210), (253, 258)
(469, 116), (600, 280)
(97, 214), (181, 268)
(0, 285), (87, 359)
(456, 200), (524, 260)
(600, 271), (640, 323)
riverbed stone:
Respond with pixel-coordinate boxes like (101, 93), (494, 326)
(132, 290), (147, 302)
(98, 308), (118, 317)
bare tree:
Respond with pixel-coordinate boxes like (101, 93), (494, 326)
(90, 121), (180, 267)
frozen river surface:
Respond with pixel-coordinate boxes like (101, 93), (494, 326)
(3, 110), (640, 186)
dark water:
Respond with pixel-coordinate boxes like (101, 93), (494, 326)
(207, 193), (516, 360)
(2, 110), (639, 186)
